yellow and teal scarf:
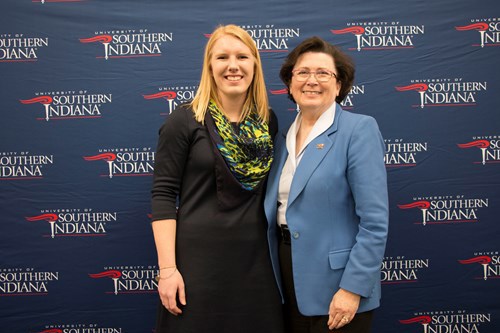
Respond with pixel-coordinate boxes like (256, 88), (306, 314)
(207, 100), (273, 190)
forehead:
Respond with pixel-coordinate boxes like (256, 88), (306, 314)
(211, 34), (252, 54)
(294, 52), (335, 69)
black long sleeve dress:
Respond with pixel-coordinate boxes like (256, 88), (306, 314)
(151, 105), (284, 333)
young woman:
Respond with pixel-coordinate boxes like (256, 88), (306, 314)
(151, 25), (283, 333)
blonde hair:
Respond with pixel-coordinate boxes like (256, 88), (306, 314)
(190, 24), (270, 123)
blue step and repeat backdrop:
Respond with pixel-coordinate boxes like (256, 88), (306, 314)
(1, 0), (499, 332)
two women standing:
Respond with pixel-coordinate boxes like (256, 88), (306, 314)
(151, 26), (388, 333)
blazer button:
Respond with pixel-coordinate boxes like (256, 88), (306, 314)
(292, 231), (300, 239)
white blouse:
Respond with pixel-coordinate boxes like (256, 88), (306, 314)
(277, 104), (336, 226)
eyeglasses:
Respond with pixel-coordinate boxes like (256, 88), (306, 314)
(292, 69), (338, 82)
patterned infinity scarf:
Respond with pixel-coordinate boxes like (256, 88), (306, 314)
(207, 100), (273, 190)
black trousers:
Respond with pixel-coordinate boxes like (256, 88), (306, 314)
(278, 233), (373, 333)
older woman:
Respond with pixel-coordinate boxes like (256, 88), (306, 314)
(264, 36), (389, 333)
(151, 25), (283, 332)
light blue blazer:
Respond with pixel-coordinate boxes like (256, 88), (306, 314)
(264, 104), (389, 316)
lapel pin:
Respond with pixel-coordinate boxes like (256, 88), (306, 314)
(316, 143), (325, 149)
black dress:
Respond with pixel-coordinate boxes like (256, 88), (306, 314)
(151, 105), (284, 333)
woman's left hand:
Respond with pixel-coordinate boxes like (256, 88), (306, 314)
(327, 288), (361, 330)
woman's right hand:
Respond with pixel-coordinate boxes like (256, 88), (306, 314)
(157, 269), (186, 315)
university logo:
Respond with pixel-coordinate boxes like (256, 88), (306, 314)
(339, 85), (365, 110)
(458, 251), (499, 281)
(143, 84), (198, 115)
(0, 33), (49, 62)
(38, 324), (122, 333)
(89, 266), (158, 295)
(242, 25), (300, 52)
(80, 29), (173, 60)
(0, 267), (59, 296)
(205, 25), (300, 52)
(0, 151), (54, 180)
(400, 310), (492, 333)
(385, 139), (428, 168)
(381, 255), (430, 284)
(331, 21), (424, 51)
(455, 19), (500, 48)
(398, 195), (489, 226)
(395, 78), (487, 108)
(25, 208), (117, 238)
(457, 136), (500, 165)
(20, 90), (112, 121)
(83, 147), (155, 178)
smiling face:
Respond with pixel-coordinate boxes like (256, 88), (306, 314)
(289, 51), (341, 116)
(210, 34), (255, 106)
